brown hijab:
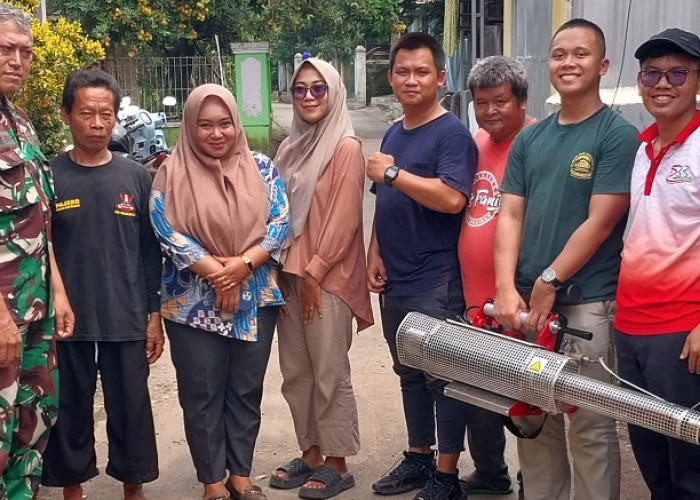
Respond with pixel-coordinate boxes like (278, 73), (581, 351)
(274, 58), (356, 243)
(153, 84), (267, 257)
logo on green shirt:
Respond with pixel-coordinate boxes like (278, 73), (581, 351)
(569, 152), (594, 180)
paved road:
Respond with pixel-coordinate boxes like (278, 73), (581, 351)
(39, 102), (645, 500)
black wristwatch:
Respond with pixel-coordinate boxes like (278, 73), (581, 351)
(540, 267), (562, 288)
(384, 165), (400, 186)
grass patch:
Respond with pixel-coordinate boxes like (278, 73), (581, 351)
(163, 127), (180, 148)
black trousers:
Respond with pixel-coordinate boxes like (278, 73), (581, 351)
(616, 329), (700, 500)
(42, 340), (159, 486)
(165, 306), (278, 483)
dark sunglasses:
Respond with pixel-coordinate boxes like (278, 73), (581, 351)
(638, 69), (699, 87)
(292, 84), (328, 101)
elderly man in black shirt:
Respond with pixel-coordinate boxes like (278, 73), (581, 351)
(41, 69), (163, 500)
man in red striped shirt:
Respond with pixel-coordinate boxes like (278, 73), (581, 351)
(614, 28), (700, 499)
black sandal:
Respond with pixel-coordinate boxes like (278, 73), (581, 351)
(298, 465), (355, 500)
(269, 457), (314, 489)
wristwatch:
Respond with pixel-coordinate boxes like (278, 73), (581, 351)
(540, 267), (562, 288)
(384, 165), (400, 186)
(240, 255), (255, 273)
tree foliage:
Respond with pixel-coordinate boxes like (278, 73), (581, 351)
(268, 0), (402, 61)
(7, 0), (104, 156)
(48, 0), (448, 76)
(398, 0), (445, 37)
(51, 0), (211, 56)
(52, 0), (406, 61)
(200, 0), (267, 48)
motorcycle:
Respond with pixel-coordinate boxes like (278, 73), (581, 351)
(109, 96), (177, 177)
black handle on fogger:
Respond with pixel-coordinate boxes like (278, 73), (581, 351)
(550, 315), (593, 341)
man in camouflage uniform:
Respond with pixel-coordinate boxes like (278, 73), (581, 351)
(0, 4), (73, 499)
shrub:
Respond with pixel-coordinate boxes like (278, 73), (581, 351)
(7, 1), (105, 157)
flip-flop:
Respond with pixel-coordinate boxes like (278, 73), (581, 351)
(298, 465), (356, 500)
(269, 458), (314, 489)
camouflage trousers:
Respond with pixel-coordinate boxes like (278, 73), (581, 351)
(0, 316), (57, 500)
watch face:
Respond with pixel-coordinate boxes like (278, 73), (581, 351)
(384, 165), (399, 185)
(541, 268), (556, 283)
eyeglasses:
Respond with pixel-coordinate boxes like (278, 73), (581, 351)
(638, 69), (699, 87)
(292, 84), (328, 101)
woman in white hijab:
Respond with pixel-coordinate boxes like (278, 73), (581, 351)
(270, 59), (373, 500)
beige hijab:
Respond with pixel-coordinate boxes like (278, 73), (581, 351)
(274, 58), (356, 243)
(153, 84), (267, 257)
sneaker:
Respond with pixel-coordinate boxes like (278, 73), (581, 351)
(413, 470), (463, 500)
(459, 470), (512, 495)
(372, 451), (435, 495)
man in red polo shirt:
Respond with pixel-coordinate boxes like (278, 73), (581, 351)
(457, 55), (534, 497)
(614, 28), (700, 499)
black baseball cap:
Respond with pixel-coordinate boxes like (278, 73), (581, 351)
(635, 28), (700, 61)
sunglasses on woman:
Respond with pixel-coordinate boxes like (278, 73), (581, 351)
(638, 68), (699, 87)
(292, 84), (328, 101)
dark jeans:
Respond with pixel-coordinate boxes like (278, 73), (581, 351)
(380, 277), (508, 478)
(616, 329), (700, 500)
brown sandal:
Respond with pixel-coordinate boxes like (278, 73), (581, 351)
(203, 493), (230, 500)
(225, 482), (267, 500)
(241, 485), (267, 499)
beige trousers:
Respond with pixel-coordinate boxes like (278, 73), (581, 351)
(277, 274), (360, 457)
(518, 300), (621, 500)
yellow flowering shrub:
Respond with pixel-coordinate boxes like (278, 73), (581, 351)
(101, 0), (211, 57)
(7, 1), (105, 156)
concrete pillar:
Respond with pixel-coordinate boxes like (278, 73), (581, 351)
(278, 60), (286, 94)
(285, 62), (294, 92)
(294, 53), (303, 71)
(340, 60), (349, 92)
(355, 45), (367, 107)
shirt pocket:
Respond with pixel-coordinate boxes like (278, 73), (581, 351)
(0, 149), (41, 213)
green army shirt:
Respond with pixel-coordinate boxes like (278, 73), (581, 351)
(0, 96), (54, 324)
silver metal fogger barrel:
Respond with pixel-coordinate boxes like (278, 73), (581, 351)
(396, 312), (700, 445)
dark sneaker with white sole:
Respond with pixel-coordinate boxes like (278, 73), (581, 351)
(413, 470), (464, 500)
(372, 451), (435, 495)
